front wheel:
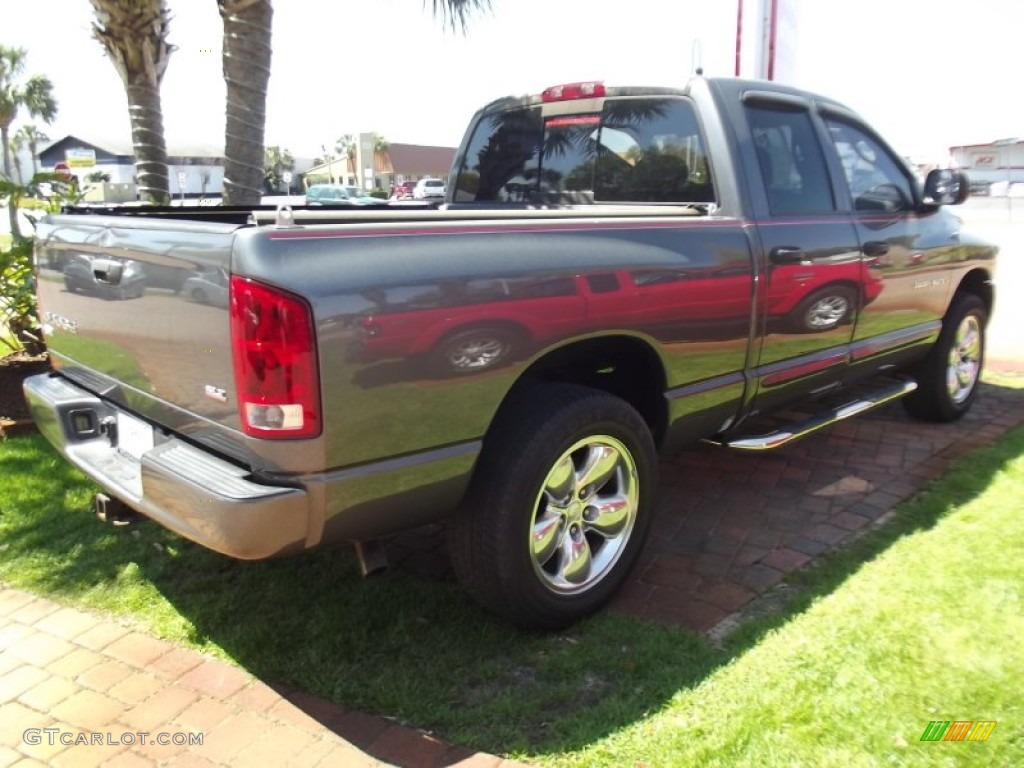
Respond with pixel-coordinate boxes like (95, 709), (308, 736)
(903, 293), (986, 422)
(447, 384), (657, 629)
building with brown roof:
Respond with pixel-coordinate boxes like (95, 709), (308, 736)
(303, 134), (456, 191)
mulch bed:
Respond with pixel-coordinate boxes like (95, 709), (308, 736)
(0, 351), (51, 434)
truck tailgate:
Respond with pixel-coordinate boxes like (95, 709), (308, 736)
(36, 215), (244, 447)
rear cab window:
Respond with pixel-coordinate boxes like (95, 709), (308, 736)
(453, 96), (716, 205)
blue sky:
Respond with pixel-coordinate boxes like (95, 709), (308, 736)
(7, 0), (1023, 161)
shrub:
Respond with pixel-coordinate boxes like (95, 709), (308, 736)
(0, 235), (43, 355)
(1, 172), (85, 356)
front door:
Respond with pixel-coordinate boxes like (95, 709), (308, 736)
(822, 117), (960, 365)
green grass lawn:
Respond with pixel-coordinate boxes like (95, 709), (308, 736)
(1, 391), (1022, 764)
(548, 421), (1024, 767)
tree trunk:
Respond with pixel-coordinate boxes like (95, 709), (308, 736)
(126, 82), (170, 202)
(2, 124), (20, 239)
(219, 0), (273, 206)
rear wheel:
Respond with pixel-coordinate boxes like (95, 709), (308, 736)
(903, 293), (986, 422)
(447, 384), (657, 629)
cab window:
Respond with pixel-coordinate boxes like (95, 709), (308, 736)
(744, 105), (835, 216)
(825, 119), (915, 212)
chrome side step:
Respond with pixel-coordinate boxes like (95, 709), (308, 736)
(709, 378), (918, 451)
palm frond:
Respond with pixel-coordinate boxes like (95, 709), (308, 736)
(426, 0), (491, 33)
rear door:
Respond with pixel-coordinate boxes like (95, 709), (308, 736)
(738, 94), (864, 412)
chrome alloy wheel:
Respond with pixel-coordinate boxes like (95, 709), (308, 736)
(448, 336), (506, 370)
(529, 436), (639, 595)
(947, 314), (982, 404)
(806, 295), (850, 329)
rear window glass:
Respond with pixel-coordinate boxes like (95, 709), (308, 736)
(453, 97), (715, 205)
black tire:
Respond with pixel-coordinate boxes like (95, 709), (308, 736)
(903, 293), (986, 422)
(429, 325), (518, 375)
(447, 383), (657, 629)
(787, 285), (858, 333)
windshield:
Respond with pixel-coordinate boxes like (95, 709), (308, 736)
(453, 97), (715, 205)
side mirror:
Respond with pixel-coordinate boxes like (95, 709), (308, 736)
(923, 169), (970, 206)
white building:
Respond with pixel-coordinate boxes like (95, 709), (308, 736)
(949, 138), (1024, 192)
(38, 135), (226, 199)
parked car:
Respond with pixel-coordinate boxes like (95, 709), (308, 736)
(304, 184), (385, 206)
(392, 181), (418, 199)
(182, 267), (229, 308)
(352, 259), (883, 375)
(62, 255), (145, 300)
(413, 178), (446, 198)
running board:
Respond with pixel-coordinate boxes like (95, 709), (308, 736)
(710, 378), (918, 451)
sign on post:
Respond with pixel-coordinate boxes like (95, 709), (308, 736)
(65, 149), (96, 168)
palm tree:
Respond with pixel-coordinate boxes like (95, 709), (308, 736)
(428, 0), (492, 31)
(90, 0), (175, 203)
(218, 0), (273, 205)
(334, 134), (355, 158)
(335, 134), (356, 183)
(8, 130), (24, 183)
(263, 144), (294, 193)
(372, 134), (390, 187)
(0, 46), (57, 237)
(219, 1), (489, 206)
(18, 125), (49, 175)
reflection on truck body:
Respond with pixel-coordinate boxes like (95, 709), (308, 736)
(352, 258), (882, 375)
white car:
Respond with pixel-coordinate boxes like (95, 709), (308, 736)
(413, 178), (446, 199)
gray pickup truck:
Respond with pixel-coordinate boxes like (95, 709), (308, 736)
(25, 77), (996, 628)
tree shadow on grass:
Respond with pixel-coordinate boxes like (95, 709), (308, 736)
(0, 380), (1022, 762)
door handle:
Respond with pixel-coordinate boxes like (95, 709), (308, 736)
(862, 241), (890, 258)
(769, 246), (807, 265)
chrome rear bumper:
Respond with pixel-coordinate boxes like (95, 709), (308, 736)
(23, 373), (310, 559)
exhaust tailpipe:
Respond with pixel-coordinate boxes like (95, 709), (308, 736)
(354, 540), (389, 577)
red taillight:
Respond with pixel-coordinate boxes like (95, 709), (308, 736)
(230, 276), (321, 439)
(541, 81), (606, 102)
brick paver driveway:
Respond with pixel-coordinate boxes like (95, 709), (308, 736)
(389, 378), (1024, 633)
